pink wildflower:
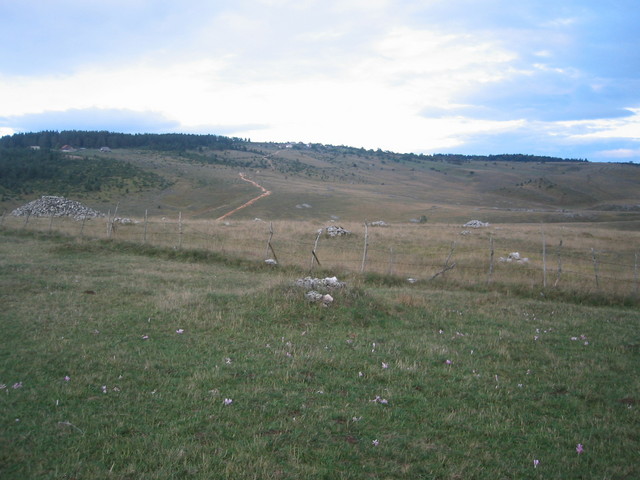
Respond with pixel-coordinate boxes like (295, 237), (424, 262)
(533, 459), (540, 468)
(64, 376), (71, 382)
(223, 398), (233, 406)
(176, 329), (184, 334)
(576, 443), (584, 454)
(372, 439), (379, 446)
(12, 382), (23, 389)
(445, 359), (452, 365)
(382, 362), (389, 369)
(142, 335), (149, 340)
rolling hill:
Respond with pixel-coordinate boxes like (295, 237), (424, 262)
(1, 131), (639, 226)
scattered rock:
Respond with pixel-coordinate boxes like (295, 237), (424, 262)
(296, 203), (312, 209)
(325, 225), (351, 237)
(11, 196), (104, 220)
(369, 220), (388, 227)
(296, 276), (346, 290)
(499, 252), (529, 264)
(459, 230), (471, 236)
(265, 259), (278, 266)
(463, 220), (489, 228)
(407, 278), (418, 284)
(304, 291), (334, 306)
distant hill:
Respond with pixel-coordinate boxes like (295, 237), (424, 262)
(1, 131), (639, 225)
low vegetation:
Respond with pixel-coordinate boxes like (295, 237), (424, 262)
(0, 230), (638, 479)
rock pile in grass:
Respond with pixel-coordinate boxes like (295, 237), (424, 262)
(325, 225), (351, 237)
(296, 276), (345, 307)
(463, 220), (490, 228)
(295, 276), (346, 290)
(11, 196), (104, 220)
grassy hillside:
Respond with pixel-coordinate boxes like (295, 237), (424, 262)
(1, 230), (638, 479)
(1, 137), (640, 225)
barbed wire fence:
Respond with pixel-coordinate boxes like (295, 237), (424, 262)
(2, 210), (639, 301)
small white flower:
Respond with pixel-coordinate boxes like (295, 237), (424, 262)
(223, 398), (233, 406)
(382, 362), (389, 369)
(372, 439), (379, 446)
(224, 357), (232, 364)
(176, 329), (184, 334)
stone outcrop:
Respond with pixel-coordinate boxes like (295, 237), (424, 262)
(11, 196), (104, 220)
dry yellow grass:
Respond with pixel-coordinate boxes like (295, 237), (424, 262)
(3, 213), (638, 301)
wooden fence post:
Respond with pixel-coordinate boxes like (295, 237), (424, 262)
(48, 214), (54, 234)
(178, 212), (183, 249)
(431, 241), (456, 280)
(554, 238), (563, 287)
(541, 230), (547, 288)
(310, 229), (322, 270)
(361, 222), (369, 273)
(634, 252), (638, 297)
(591, 248), (600, 288)
(388, 247), (395, 275)
(80, 216), (87, 239)
(143, 210), (148, 244)
(265, 222), (279, 264)
(488, 235), (494, 283)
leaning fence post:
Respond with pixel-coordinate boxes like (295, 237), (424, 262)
(265, 222), (279, 264)
(361, 222), (369, 273)
(310, 229), (322, 270)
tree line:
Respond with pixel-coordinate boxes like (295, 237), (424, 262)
(0, 130), (248, 151)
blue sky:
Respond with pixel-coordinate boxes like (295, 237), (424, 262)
(1, 0), (639, 161)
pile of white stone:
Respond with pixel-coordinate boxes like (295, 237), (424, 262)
(11, 196), (104, 220)
(463, 220), (490, 228)
(499, 252), (529, 264)
(296, 276), (345, 307)
(325, 225), (351, 237)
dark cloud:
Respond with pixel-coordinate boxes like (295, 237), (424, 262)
(1, 108), (180, 134)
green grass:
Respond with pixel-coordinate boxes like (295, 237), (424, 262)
(1, 231), (639, 478)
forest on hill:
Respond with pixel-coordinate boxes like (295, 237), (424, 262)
(0, 147), (170, 200)
(0, 130), (587, 163)
(0, 130), (249, 151)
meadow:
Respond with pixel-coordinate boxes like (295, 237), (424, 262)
(1, 227), (638, 479)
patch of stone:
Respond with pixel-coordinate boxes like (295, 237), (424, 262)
(369, 220), (388, 227)
(304, 291), (334, 306)
(295, 276), (346, 290)
(11, 196), (105, 220)
(499, 252), (529, 264)
(325, 225), (351, 237)
(463, 220), (490, 228)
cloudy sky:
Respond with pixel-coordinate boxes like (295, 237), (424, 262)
(1, 0), (639, 161)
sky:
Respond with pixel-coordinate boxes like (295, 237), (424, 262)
(1, 0), (639, 162)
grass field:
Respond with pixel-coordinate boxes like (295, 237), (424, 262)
(1, 229), (638, 479)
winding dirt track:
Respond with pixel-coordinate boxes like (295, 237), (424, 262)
(216, 173), (272, 221)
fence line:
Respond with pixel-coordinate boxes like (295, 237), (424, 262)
(2, 213), (639, 299)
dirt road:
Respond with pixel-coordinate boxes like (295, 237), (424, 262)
(216, 173), (272, 221)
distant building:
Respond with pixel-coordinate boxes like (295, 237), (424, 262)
(60, 145), (75, 152)
(100, 146), (111, 152)
(29, 146), (40, 150)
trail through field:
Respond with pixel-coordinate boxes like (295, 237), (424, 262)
(216, 173), (272, 220)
